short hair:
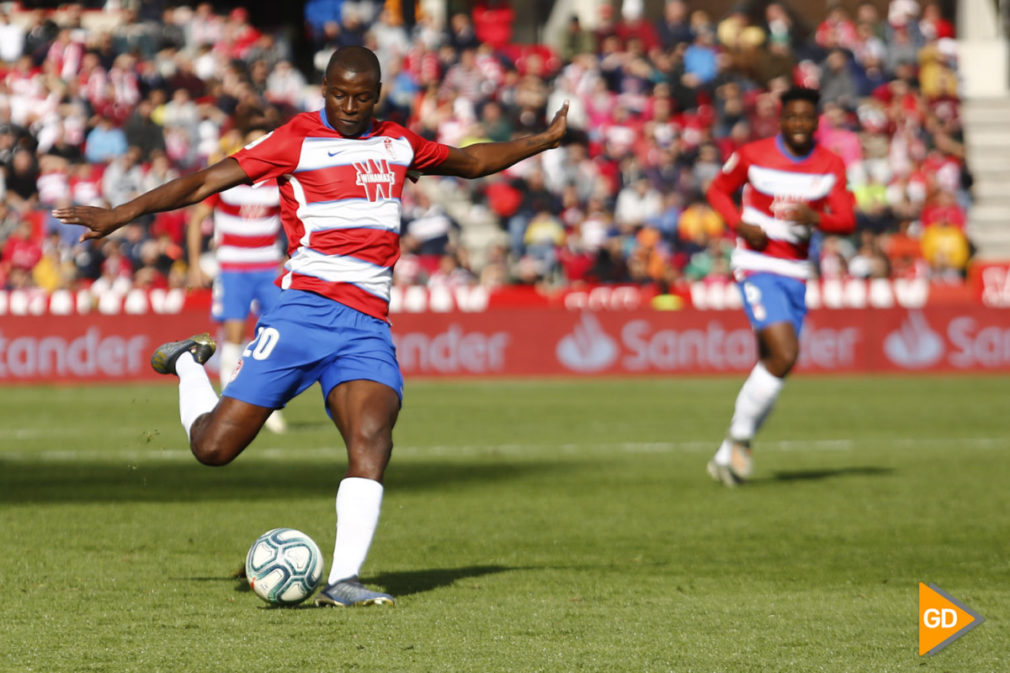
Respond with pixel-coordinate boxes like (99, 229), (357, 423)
(326, 46), (381, 82)
(780, 86), (821, 108)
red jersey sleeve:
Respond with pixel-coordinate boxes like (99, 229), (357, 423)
(706, 147), (751, 231)
(203, 192), (221, 210)
(399, 125), (450, 172)
(231, 122), (302, 183)
(817, 155), (856, 234)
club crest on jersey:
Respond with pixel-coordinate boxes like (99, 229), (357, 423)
(771, 194), (805, 218)
(353, 158), (397, 201)
(384, 137), (395, 157)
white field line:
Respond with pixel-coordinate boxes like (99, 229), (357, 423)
(0, 437), (1005, 462)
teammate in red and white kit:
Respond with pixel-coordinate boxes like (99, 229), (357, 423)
(704, 86), (855, 486)
(54, 46), (569, 606)
(187, 128), (288, 434)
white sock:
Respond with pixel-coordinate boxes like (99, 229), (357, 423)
(175, 352), (219, 439)
(328, 477), (384, 584)
(727, 362), (785, 443)
(219, 341), (243, 389)
(714, 438), (734, 463)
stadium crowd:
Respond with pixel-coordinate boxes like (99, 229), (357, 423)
(0, 0), (973, 299)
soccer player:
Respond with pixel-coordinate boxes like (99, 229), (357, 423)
(54, 46), (569, 606)
(186, 128), (288, 434)
(704, 86), (855, 486)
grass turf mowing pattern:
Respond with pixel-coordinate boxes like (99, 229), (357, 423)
(1, 376), (1007, 672)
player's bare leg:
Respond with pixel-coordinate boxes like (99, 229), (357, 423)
(219, 319), (288, 434)
(151, 333), (274, 466)
(187, 397), (274, 466)
(315, 379), (399, 607)
(709, 322), (797, 486)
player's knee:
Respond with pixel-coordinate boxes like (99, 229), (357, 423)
(190, 438), (237, 466)
(345, 427), (393, 477)
(765, 348), (798, 377)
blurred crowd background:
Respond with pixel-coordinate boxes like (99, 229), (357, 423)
(0, 0), (972, 299)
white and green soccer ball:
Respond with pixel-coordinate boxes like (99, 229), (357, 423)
(245, 528), (323, 605)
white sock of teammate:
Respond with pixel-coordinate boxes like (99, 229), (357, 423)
(175, 352), (219, 439)
(328, 477), (384, 584)
(716, 362), (785, 462)
(219, 341), (243, 389)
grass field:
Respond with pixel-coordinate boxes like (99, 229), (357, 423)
(1, 375), (1008, 673)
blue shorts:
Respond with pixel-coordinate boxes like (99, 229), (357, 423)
(737, 273), (808, 335)
(211, 269), (283, 322)
(222, 289), (403, 409)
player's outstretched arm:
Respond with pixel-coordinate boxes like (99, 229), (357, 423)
(53, 158), (250, 242)
(429, 102), (569, 179)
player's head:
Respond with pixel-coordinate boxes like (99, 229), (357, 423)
(322, 46), (382, 138)
(778, 86), (820, 155)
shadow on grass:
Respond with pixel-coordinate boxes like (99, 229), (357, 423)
(368, 565), (516, 598)
(766, 466), (894, 482)
(181, 565), (517, 607)
(0, 460), (564, 504)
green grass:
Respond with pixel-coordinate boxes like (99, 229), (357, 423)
(1, 376), (1008, 672)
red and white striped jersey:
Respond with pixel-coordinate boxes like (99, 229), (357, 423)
(707, 135), (854, 279)
(204, 181), (282, 273)
(232, 110), (450, 320)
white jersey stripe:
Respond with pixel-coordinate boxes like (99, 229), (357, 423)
(219, 186), (280, 207)
(747, 165), (836, 199)
(285, 248), (392, 299)
(286, 175), (312, 247)
(295, 135), (415, 172)
(217, 246), (281, 264)
(300, 200), (401, 234)
(213, 211), (284, 237)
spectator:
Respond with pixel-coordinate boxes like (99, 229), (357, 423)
(0, 10), (25, 64)
(819, 49), (859, 108)
(101, 146), (144, 208)
(404, 190), (459, 256)
(123, 99), (166, 162)
(559, 15), (596, 62)
(2, 218), (42, 279)
(683, 28), (719, 85)
(658, 0), (694, 50)
(614, 177), (663, 230)
(84, 117), (128, 164)
(6, 148), (40, 212)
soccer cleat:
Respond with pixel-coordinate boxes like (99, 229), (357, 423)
(314, 576), (395, 607)
(707, 440), (753, 487)
(150, 333), (217, 375)
(264, 410), (288, 434)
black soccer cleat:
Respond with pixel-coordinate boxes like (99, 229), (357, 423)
(150, 333), (217, 375)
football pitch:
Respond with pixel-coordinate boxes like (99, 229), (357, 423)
(1, 375), (1007, 673)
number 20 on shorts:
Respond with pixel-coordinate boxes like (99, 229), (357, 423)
(243, 327), (281, 360)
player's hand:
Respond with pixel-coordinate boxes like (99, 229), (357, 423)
(737, 221), (768, 250)
(51, 206), (126, 241)
(186, 265), (209, 290)
(545, 101), (569, 148)
(783, 203), (820, 228)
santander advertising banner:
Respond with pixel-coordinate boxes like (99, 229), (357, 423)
(391, 307), (1010, 377)
(0, 285), (1008, 383)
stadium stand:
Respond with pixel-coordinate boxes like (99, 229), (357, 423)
(0, 0), (990, 300)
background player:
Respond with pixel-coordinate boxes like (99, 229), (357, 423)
(54, 46), (569, 606)
(704, 86), (855, 486)
(187, 128), (287, 433)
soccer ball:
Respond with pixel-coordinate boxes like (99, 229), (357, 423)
(245, 528), (324, 605)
